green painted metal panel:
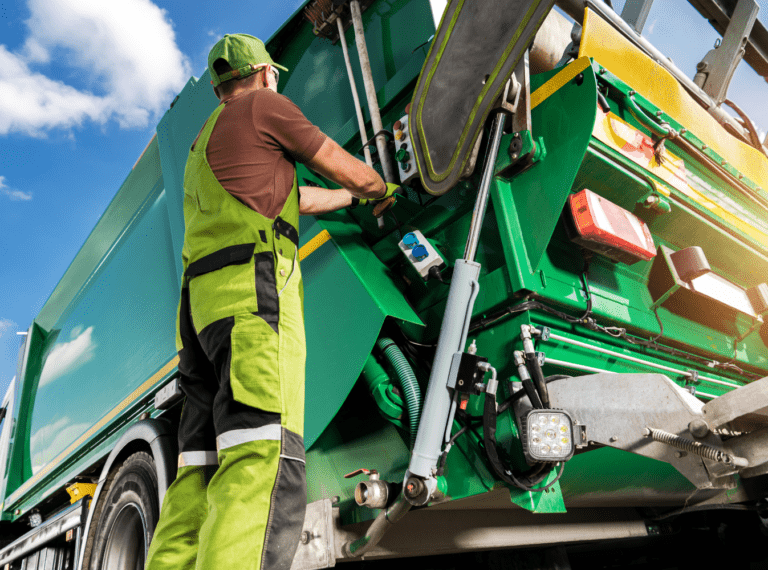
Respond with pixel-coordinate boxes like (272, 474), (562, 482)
(156, 77), (219, 282)
(506, 61), (598, 274)
(25, 187), (178, 476)
(301, 211), (423, 449)
(35, 138), (165, 333)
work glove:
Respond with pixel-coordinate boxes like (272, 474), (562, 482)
(359, 183), (402, 217)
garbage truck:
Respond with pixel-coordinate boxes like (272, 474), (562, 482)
(3, 0), (768, 568)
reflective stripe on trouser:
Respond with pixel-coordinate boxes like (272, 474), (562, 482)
(146, 290), (306, 570)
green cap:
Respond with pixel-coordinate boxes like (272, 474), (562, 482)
(208, 34), (288, 87)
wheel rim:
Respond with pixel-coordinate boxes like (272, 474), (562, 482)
(102, 502), (147, 570)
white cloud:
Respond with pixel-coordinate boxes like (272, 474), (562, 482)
(0, 176), (32, 201)
(0, 320), (13, 338)
(30, 416), (89, 474)
(38, 325), (96, 386)
(0, 0), (190, 137)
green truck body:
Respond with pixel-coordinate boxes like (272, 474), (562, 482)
(3, 0), (768, 568)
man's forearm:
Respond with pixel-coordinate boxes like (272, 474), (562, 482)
(298, 186), (355, 215)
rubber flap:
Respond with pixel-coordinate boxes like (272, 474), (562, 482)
(410, 0), (555, 195)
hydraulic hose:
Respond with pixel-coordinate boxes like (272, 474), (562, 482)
(377, 338), (422, 450)
(361, 355), (405, 427)
(525, 353), (551, 409)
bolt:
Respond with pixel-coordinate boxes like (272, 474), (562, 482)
(738, 173), (744, 180)
(656, 110), (663, 117)
(645, 195), (659, 206)
(599, 67), (606, 74)
(701, 144), (708, 150)
(609, 436), (618, 442)
(680, 128), (687, 134)
(301, 531), (312, 544)
(721, 160), (728, 166)
(511, 153), (518, 159)
(458, 379), (464, 386)
(404, 477), (425, 500)
(688, 418), (710, 438)
(628, 90), (636, 96)
(331, 496), (340, 505)
(675, 451), (687, 459)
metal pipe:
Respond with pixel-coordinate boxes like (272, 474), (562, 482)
(342, 493), (412, 558)
(464, 112), (507, 261)
(548, 332), (740, 388)
(349, 0), (397, 184)
(337, 16), (373, 167)
(542, 358), (718, 399)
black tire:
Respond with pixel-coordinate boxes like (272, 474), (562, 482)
(83, 451), (159, 570)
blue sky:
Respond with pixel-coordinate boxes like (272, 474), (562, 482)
(1, 0), (767, 394)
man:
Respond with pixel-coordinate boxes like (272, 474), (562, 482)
(146, 34), (398, 570)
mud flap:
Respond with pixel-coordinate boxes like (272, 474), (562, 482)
(410, 0), (555, 195)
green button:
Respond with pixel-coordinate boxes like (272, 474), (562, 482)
(395, 148), (410, 162)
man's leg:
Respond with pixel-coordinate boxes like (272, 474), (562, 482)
(194, 313), (307, 570)
(146, 289), (219, 570)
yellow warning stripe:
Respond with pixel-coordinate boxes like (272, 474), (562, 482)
(531, 56), (592, 110)
(8, 356), (180, 505)
(299, 229), (332, 261)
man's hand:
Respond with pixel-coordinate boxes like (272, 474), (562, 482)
(359, 183), (402, 217)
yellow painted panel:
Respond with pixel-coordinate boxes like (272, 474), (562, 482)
(579, 8), (768, 190)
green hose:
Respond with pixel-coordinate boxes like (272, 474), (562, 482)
(376, 337), (422, 450)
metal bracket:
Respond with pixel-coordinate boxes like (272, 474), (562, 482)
(290, 499), (337, 570)
(502, 53), (532, 134)
(620, 0), (655, 34)
(693, 0), (759, 104)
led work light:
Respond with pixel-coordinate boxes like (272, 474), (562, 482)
(521, 409), (576, 463)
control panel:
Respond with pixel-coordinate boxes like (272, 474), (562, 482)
(398, 230), (445, 280)
(393, 106), (419, 185)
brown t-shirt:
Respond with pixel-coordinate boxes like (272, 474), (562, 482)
(205, 88), (326, 220)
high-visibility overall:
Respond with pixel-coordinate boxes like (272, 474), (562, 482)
(146, 101), (306, 570)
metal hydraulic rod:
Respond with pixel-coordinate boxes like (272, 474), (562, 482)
(464, 113), (508, 261)
(349, 0), (397, 185)
(336, 16), (373, 167)
(405, 112), (508, 504)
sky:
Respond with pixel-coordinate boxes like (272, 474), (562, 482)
(1, 0), (767, 394)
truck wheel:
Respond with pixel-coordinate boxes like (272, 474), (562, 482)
(83, 451), (159, 570)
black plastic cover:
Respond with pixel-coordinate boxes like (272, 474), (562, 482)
(410, 0), (555, 195)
